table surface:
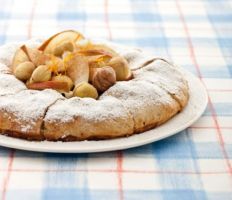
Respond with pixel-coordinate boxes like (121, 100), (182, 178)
(0, 0), (232, 199)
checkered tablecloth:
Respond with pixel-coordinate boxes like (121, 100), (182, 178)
(0, 0), (232, 199)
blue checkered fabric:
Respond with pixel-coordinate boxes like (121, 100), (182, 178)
(0, 0), (232, 199)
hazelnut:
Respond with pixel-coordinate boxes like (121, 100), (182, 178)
(73, 82), (98, 99)
(92, 66), (116, 92)
(31, 65), (51, 83)
(53, 42), (74, 57)
(52, 75), (74, 91)
(14, 61), (35, 81)
(108, 56), (132, 81)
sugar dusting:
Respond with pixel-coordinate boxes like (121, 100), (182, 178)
(0, 39), (188, 135)
(101, 79), (174, 110)
(0, 74), (26, 96)
(133, 59), (189, 99)
(0, 63), (11, 74)
(44, 96), (130, 123)
(0, 89), (63, 132)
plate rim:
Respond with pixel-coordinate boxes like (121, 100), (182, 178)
(0, 69), (208, 153)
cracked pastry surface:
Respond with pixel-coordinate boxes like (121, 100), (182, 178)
(0, 32), (189, 141)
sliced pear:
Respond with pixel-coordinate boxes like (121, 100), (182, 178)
(12, 45), (30, 72)
(53, 41), (74, 57)
(26, 47), (49, 66)
(88, 54), (112, 69)
(77, 43), (118, 57)
(78, 49), (113, 57)
(38, 30), (84, 54)
(90, 44), (118, 56)
(27, 81), (69, 92)
(65, 54), (89, 85)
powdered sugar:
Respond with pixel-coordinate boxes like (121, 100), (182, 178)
(0, 89), (63, 133)
(0, 74), (26, 96)
(43, 96), (134, 138)
(101, 79), (174, 109)
(44, 96), (130, 123)
(21, 124), (35, 132)
(100, 79), (179, 130)
(0, 39), (188, 138)
(0, 63), (11, 74)
(133, 59), (189, 107)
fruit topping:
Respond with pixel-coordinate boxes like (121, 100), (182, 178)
(92, 66), (116, 92)
(73, 82), (98, 99)
(12, 30), (133, 99)
(30, 65), (51, 83)
(14, 61), (35, 81)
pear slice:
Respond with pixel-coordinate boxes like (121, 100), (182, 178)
(78, 49), (113, 57)
(27, 81), (69, 92)
(77, 43), (118, 57)
(89, 55), (111, 67)
(12, 45), (30, 72)
(38, 30), (84, 54)
(90, 44), (118, 57)
(12, 45), (48, 71)
(65, 54), (89, 85)
(26, 47), (49, 66)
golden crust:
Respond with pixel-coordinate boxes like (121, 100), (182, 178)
(0, 42), (189, 141)
(42, 97), (135, 141)
(0, 89), (63, 140)
(101, 80), (182, 132)
(1, 130), (44, 141)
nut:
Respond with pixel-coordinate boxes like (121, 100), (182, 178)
(14, 61), (35, 81)
(92, 66), (116, 92)
(31, 65), (51, 83)
(108, 56), (132, 81)
(53, 41), (74, 57)
(52, 75), (74, 91)
(73, 82), (98, 99)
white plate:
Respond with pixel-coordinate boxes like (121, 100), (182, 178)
(0, 70), (208, 153)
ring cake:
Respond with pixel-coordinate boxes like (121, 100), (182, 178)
(0, 30), (189, 141)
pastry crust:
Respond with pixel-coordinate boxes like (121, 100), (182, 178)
(0, 89), (63, 139)
(100, 79), (181, 133)
(133, 59), (189, 108)
(0, 40), (189, 141)
(0, 73), (27, 96)
(43, 97), (134, 141)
